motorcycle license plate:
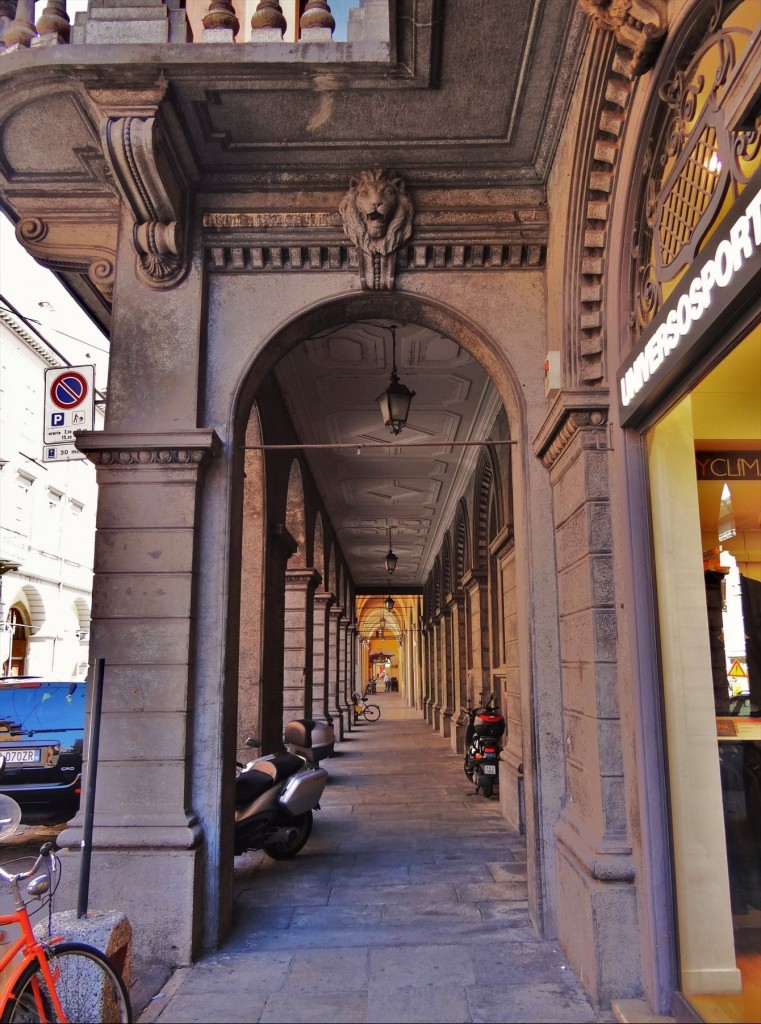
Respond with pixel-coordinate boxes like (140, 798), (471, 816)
(483, 764), (497, 775)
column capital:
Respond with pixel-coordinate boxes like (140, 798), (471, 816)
(75, 429), (222, 470)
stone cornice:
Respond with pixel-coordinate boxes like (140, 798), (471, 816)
(576, 0), (668, 76)
(74, 429), (222, 467)
(533, 389), (610, 469)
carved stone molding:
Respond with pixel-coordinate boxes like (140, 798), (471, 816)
(533, 391), (611, 470)
(207, 241), (546, 274)
(92, 89), (191, 289)
(74, 429), (222, 468)
(576, 0), (668, 75)
(15, 210), (117, 302)
(339, 168), (415, 290)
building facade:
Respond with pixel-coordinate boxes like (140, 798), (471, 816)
(0, 1), (759, 1019)
(0, 300), (100, 678)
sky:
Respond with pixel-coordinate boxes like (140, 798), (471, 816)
(0, 211), (111, 389)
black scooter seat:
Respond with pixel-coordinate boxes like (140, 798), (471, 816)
(235, 753), (305, 806)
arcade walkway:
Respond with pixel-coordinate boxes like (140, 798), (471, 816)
(140, 693), (615, 1023)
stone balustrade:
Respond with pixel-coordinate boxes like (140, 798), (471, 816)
(0, 1), (389, 50)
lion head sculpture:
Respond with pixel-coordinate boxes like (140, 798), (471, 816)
(339, 168), (414, 257)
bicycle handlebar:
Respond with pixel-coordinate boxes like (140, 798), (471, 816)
(0, 842), (56, 886)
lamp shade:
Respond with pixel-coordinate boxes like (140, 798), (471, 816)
(378, 375), (415, 435)
(385, 596), (395, 612)
(384, 547), (398, 573)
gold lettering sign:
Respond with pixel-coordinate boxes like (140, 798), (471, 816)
(695, 451), (761, 480)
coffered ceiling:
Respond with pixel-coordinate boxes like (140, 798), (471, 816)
(272, 319), (502, 589)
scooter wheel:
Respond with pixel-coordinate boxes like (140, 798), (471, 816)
(262, 810), (313, 860)
(481, 776), (494, 798)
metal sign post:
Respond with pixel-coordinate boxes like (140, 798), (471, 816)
(77, 657), (105, 919)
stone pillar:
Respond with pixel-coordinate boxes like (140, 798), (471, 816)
(337, 614), (351, 727)
(439, 606), (454, 738)
(449, 593), (467, 753)
(535, 403), (640, 1004)
(260, 525), (298, 753)
(0, 3), (16, 49)
(430, 614), (442, 729)
(422, 625), (434, 722)
(250, 0), (286, 41)
(311, 591), (333, 723)
(282, 568), (319, 732)
(57, 429), (220, 968)
(327, 606), (345, 739)
(464, 571), (490, 702)
(71, 0), (171, 45)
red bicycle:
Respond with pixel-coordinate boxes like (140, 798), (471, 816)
(0, 794), (131, 1022)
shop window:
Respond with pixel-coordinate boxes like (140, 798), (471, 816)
(648, 325), (761, 1014)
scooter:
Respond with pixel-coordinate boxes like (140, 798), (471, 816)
(462, 693), (506, 798)
(235, 719), (332, 858)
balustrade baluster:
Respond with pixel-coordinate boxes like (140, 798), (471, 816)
(251, 0), (286, 42)
(4, 0), (35, 47)
(36, 1), (70, 45)
(0, 2), (17, 48)
(202, 0), (240, 42)
(300, 0), (334, 41)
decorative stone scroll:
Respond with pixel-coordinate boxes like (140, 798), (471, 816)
(94, 91), (190, 289)
(339, 168), (415, 290)
(15, 211), (117, 303)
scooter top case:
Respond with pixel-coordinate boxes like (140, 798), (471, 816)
(284, 718), (335, 763)
(473, 711), (505, 739)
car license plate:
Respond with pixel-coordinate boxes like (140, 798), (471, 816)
(4, 749), (40, 764)
(483, 764), (496, 775)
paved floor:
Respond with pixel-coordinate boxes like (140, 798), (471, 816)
(140, 693), (616, 1024)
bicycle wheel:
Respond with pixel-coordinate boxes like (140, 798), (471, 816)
(2, 942), (132, 1023)
(362, 703), (381, 722)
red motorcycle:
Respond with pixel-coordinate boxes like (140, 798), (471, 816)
(462, 694), (506, 798)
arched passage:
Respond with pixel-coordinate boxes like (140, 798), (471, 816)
(228, 289), (565, 946)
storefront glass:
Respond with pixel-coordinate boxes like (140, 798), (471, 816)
(647, 324), (761, 1020)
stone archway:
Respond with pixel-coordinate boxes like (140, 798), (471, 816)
(230, 288), (564, 944)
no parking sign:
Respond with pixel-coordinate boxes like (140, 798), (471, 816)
(43, 365), (95, 457)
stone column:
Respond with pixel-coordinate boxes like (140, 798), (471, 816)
(327, 605), (345, 739)
(337, 614), (351, 728)
(4, 0), (35, 48)
(429, 614), (442, 729)
(282, 568), (319, 732)
(57, 429), (220, 967)
(311, 591), (333, 723)
(439, 606), (454, 738)
(535, 403), (640, 1004)
(449, 593), (467, 753)
(464, 570), (490, 702)
(422, 625), (434, 722)
(259, 525), (298, 752)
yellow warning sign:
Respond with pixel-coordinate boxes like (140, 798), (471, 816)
(728, 660), (747, 678)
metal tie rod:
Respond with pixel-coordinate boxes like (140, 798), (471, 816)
(242, 440), (519, 451)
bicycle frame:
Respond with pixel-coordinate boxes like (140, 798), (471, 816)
(0, 888), (67, 1020)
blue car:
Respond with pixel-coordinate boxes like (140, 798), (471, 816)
(0, 677), (86, 824)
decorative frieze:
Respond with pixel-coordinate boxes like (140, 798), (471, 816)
(75, 429), (222, 469)
(206, 241), (546, 273)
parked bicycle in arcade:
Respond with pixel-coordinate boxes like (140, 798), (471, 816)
(353, 693), (381, 723)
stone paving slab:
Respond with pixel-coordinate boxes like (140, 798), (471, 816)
(139, 693), (617, 1023)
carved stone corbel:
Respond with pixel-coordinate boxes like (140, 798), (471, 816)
(576, 0), (668, 75)
(339, 167), (415, 290)
(93, 90), (190, 289)
(15, 207), (118, 303)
